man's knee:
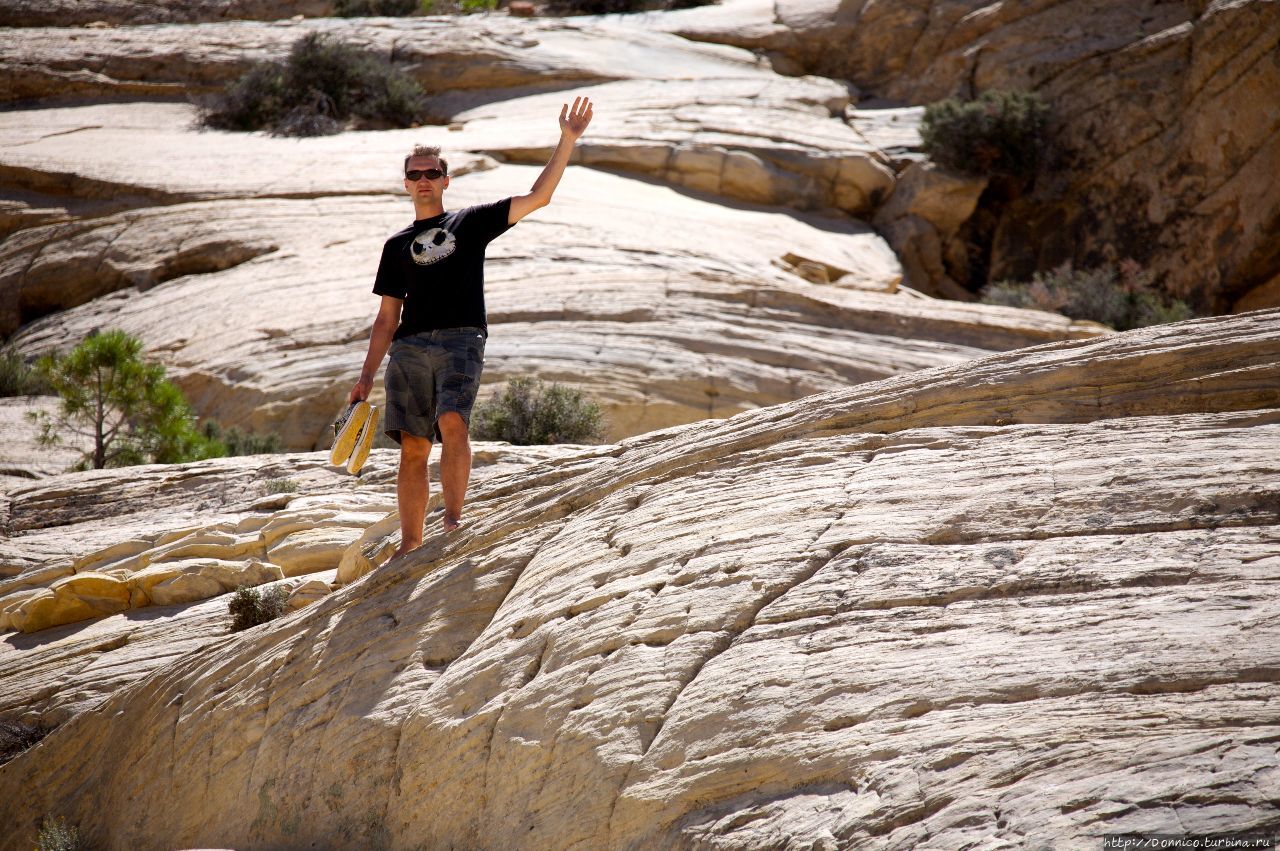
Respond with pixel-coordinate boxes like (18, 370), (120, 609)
(437, 411), (469, 442)
(400, 432), (432, 462)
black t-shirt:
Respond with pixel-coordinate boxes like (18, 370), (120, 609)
(372, 197), (515, 339)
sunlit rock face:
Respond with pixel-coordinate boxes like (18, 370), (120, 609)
(634, 0), (1280, 312)
(2, 311), (1278, 850)
(0, 96), (1095, 450)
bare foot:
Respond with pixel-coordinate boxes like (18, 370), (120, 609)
(391, 540), (422, 560)
(442, 514), (462, 534)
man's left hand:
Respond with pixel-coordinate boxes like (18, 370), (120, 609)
(560, 96), (593, 140)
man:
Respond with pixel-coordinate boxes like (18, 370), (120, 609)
(348, 96), (593, 558)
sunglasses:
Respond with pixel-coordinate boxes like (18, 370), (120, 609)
(405, 168), (446, 181)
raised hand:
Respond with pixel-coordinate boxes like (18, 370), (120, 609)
(559, 96), (593, 140)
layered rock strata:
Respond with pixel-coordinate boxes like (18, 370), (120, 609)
(2, 310), (1277, 849)
(633, 0), (1280, 311)
(0, 441), (587, 635)
(2, 101), (1099, 448)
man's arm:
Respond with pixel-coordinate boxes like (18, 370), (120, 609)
(348, 295), (402, 403)
(508, 96), (594, 225)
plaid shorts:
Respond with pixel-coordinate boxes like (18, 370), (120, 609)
(383, 327), (486, 445)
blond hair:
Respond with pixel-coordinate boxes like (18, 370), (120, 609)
(404, 144), (448, 175)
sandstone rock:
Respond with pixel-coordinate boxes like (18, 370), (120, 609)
(632, 0), (1280, 311)
(0, 202), (280, 336)
(0, 441), (590, 639)
(449, 76), (895, 215)
(0, 0), (332, 28)
(0, 16), (773, 104)
(267, 526), (370, 576)
(6, 571), (131, 633)
(1, 99), (1104, 450)
(286, 577), (333, 610)
(1235, 273), (1280, 313)
(873, 162), (988, 298)
(2, 310), (1275, 849)
(0, 397), (84, 491)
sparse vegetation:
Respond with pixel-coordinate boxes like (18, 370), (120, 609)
(472, 377), (606, 445)
(921, 90), (1048, 182)
(263, 477), (300, 495)
(0, 344), (50, 397)
(228, 585), (290, 632)
(201, 420), (284, 456)
(0, 718), (50, 765)
(334, 0), (420, 15)
(981, 260), (1195, 330)
(30, 330), (222, 470)
(35, 816), (83, 851)
(544, 0), (713, 14)
(199, 33), (429, 137)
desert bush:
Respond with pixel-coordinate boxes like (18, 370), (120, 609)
(921, 90), (1048, 181)
(201, 420), (283, 456)
(0, 718), (50, 765)
(544, 0), (711, 14)
(200, 33), (428, 137)
(981, 260), (1195, 330)
(334, 0), (420, 15)
(228, 585), (290, 632)
(0, 344), (50, 397)
(471, 377), (605, 445)
(263, 477), (300, 494)
(35, 816), (83, 851)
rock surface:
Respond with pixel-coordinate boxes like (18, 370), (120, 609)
(2, 310), (1278, 849)
(631, 0), (1280, 311)
(0, 0), (332, 28)
(2, 100), (1101, 450)
(0, 441), (588, 636)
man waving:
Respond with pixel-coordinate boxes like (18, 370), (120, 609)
(348, 96), (594, 557)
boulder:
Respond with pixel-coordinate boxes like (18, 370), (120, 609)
(286, 578), (333, 610)
(7, 571), (130, 633)
(872, 161), (987, 297)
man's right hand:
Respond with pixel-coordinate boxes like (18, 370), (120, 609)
(348, 376), (373, 404)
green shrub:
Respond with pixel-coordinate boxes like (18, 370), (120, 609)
(921, 90), (1048, 181)
(30, 330), (223, 470)
(0, 718), (50, 765)
(263, 477), (300, 494)
(201, 420), (283, 456)
(35, 816), (83, 851)
(334, 0), (419, 15)
(228, 585), (290, 632)
(0, 344), (50, 397)
(471, 377), (605, 445)
(200, 33), (428, 137)
(545, 0), (712, 13)
(981, 260), (1195, 330)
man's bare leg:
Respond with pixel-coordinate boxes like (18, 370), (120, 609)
(436, 412), (472, 532)
(393, 432), (432, 557)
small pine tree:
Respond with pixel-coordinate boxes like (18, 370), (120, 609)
(30, 330), (221, 470)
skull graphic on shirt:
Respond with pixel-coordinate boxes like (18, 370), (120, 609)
(410, 227), (456, 266)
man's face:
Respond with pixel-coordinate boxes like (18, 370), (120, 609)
(404, 155), (449, 201)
